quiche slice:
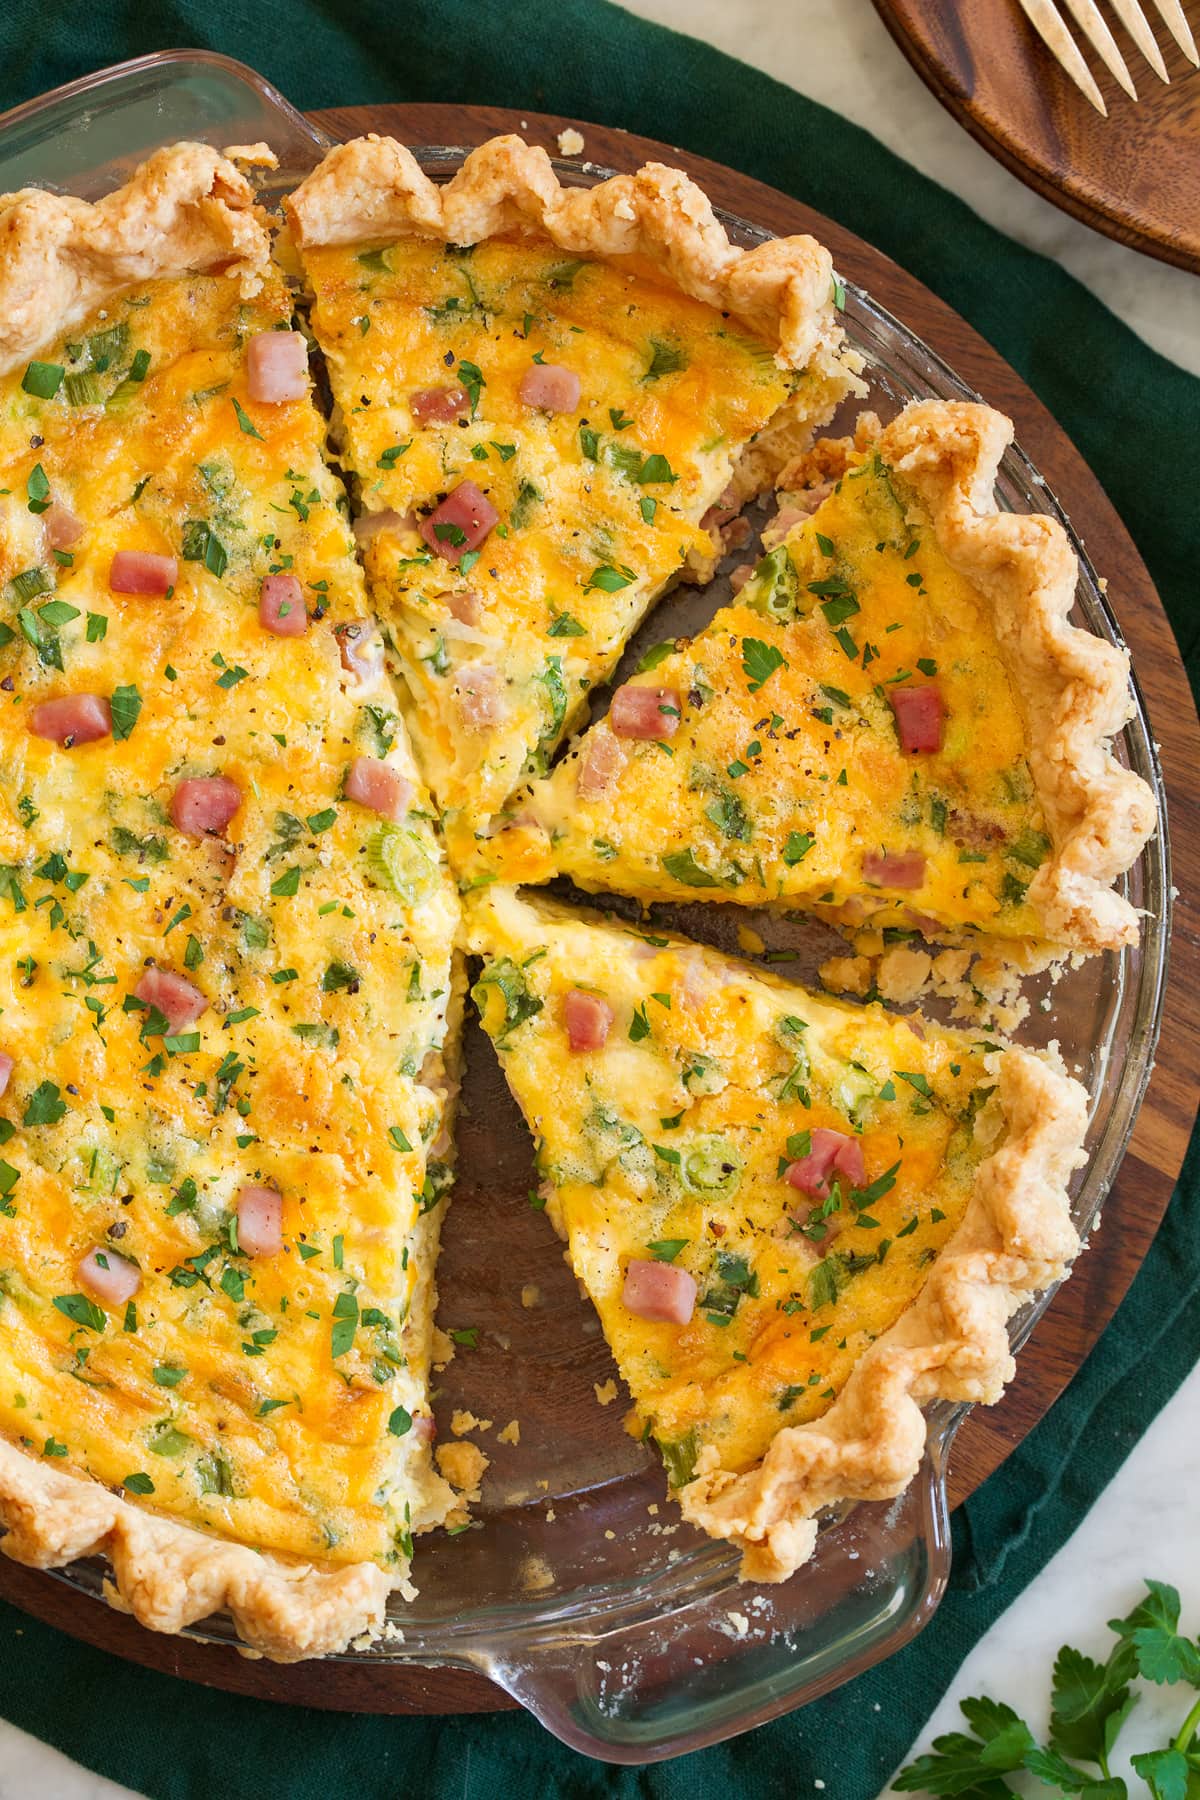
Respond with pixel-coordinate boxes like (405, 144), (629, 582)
(514, 401), (1155, 956)
(0, 148), (461, 1660)
(465, 884), (1087, 1580)
(284, 135), (859, 871)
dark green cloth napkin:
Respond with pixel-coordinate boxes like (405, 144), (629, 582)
(1, 3), (1198, 1794)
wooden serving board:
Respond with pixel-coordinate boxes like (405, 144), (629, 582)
(871, 0), (1200, 273)
(2, 101), (1198, 1718)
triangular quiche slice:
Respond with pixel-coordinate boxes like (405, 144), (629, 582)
(0, 148), (462, 1661)
(512, 400), (1155, 956)
(465, 884), (1086, 1580)
(284, 135), (859, 871)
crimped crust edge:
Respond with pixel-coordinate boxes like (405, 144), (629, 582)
(284, 133), (851, 376)
(0, 1437), (396, 1661)
(873, 400), (1156, 953)
(680, 1043), (1087, 1579)
(0, 142), (271, 377)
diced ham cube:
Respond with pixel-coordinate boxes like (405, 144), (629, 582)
(730, 563), (755, 594)
(622, 1258), (698, 1325)
(134, 966), (207, 1035)
(259, 573), (308, 637)
(28, 693), (112, 746)
(890, 684), (944, 754)
(0, 1054), (13, 1098)
(235, 1185), (283, 1257)
(446, 588), (482, 626)
(420, 481), (498, 564)
(335, 620), (385, 684)
(455, 666), (506, 731)
(577, 730), (627, 799)
(78, 1246), (141, 1306)
(863, 849), (926, 890)
(245, 330), (308, 404)
(410, 384), (469, 424)
(700, 482), (740, 532)
(610, 684), (681, 740)
(785, 1128), (866, 1200)
(344, 756), (412, 821)
(170, 776), (241, 838)
(43, 503), (85, 551)
(110, 551), (177, 596)
(563, 988), (613, 1052)
(518, 363), (581, 413)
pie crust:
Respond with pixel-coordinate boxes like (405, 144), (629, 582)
(284, 132), (852, 381)
(0, 142), (270, 376)
(681, 1042), (1086, 1579)
(0, 1437), (394, 1660)
(871, 402), (1156, 952)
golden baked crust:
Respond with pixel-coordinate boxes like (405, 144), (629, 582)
(0, 1438), (393, 1660)
(284, 132), (850, 377)
(681, 1044), (1086, 1579)
(872, 402), (1155, 952)
(0, 142), (269, 376)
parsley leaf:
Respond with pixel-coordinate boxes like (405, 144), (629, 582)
(742, 637), (786, 694)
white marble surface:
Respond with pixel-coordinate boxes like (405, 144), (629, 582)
(4, 7), (1197, 1796)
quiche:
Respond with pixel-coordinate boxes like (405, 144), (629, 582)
(512, 401), (1156, 955)
(465, 884), (1087, 1580)
(284, 135), (860, 871)
(0, 147), (462, 1660)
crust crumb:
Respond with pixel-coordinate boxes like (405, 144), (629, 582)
(594, 1379), (618, 1406)
(497, 1419), (521, 1446)
(436, 1441), (490, 1501)
(818, 954), (872, 997)
(431, 1326), (455, 1370)
(520, 1283), (540, 1309)
(450, 1410), (492, 1436)
(556, 128), (586, 156)
(736, 924), (766, 955)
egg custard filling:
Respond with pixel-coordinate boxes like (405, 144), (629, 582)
(285, 134), (858, 873)
(516, 400), (1154, 957)
(466, 885), (1086, 1580)
(0, 147), (460, 1659)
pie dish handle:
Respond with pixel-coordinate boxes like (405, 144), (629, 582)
(0, 50), (331, 204)
(473, 1418), (958, 1764)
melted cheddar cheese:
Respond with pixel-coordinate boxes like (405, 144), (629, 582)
(296, 234), (796, 869)
(0, 267), (458, 1567)
(523, 452), (1057, 945)
(466, 887), (1000, 1483)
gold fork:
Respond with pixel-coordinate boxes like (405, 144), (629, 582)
(1018, 0), (1199, 113)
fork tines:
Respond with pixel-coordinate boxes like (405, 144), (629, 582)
(1018, 0), (1198, 114)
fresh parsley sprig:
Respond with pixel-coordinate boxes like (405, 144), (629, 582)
(895, 1581), (1200, 1800)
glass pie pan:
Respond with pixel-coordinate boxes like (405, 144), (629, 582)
(0, 51), (1171, 1765)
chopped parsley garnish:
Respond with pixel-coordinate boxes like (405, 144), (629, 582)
(231, 397), (263, 438)
(109, 684), (142, 740)
(661, 848), (720, 888)
(584, 563), (635, 593)
(643, 339), (689, 381)
(742, 637), (786, 693)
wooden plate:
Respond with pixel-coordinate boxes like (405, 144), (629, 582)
(871, 0), (1200, 273)
(2, 101), (1197, 1717)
